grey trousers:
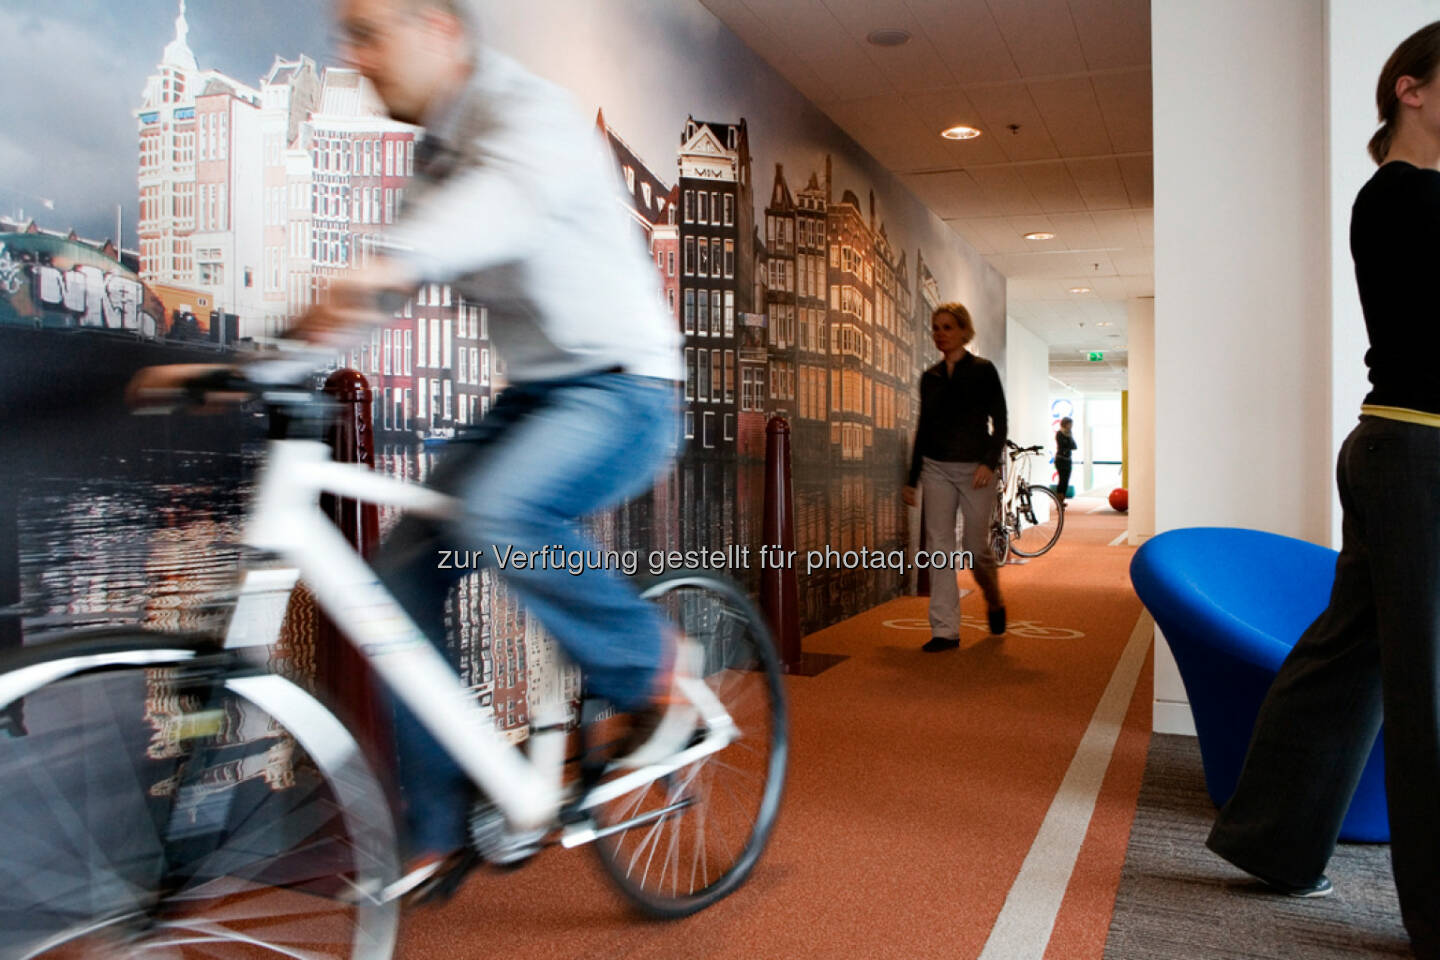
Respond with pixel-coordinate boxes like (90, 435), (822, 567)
(920, 457), (1002, 639)
(1207, 416), (1440, 958)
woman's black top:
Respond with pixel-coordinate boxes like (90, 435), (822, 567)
(1055, 431), (1077, 462)
(1351, 160), (1440, 416)
(907, 352), (1008, 485)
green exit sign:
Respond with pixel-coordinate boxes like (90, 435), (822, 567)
(1087, 351), (1104, 362)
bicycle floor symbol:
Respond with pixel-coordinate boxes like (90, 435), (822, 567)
(882, 617), (1086, 640)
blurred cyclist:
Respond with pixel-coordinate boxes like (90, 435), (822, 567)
(137, 0), (686, 900)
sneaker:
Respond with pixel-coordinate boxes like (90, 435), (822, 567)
(1262, 874), (1333, 898)
(922, 636), (959, 652)
(614, 636), (702, 770)
(988, 606), (1006, 635)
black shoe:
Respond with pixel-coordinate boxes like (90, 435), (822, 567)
(1261, 874), (1333, 898)
(988, 607), (1006, 635)
(922, 636), (959, 652)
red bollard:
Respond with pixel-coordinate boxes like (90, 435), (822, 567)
(762, 416), (802, 672)
(318, 370), (391, 763)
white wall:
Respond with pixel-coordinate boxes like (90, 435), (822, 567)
(1150, 0), (1440, 734)
(1005, 316), (1051, 456)
(1127, 298), (1155, 545)
(1326, 0), (1440, 545)
(1154, 0), (1331, 544)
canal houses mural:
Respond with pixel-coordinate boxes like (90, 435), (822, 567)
(7, 0), (1007, 739)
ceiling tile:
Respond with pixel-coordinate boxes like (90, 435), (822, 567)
(903, 0), (1018, 84)
(900, 170), (1007, 218)
(1047, 212), (1104, 249)
(1067, 0), (1151, 70)
(1089, 209), (1144, 248)
(984, 0), (1089, 78)
(967, 165), (1043, 216)
(742, 0), (896, 101)
(1027, 76), (1114, 157)
(1117, 153), (1153, 207)
(1092, 69), (1152, 153)
(1017, 161), (1088, 214)
(823, 95), (956, 171)
(702, 0), (840, 102)
(965, 84), (1060, 161)
(819, 0), (956, 93)
(1065, 157), (1130, 210)
(904, 88), (1012, 167)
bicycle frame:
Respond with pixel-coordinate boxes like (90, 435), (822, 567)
(224, 439), (738, 838)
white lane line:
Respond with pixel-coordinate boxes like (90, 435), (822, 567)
(1108, 531), (1130, 547)
(976, 611), (1153, 960)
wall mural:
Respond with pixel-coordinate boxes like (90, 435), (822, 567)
(3, 0), (1006, 741)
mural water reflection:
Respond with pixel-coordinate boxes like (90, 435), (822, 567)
(12, 446), (914, 734)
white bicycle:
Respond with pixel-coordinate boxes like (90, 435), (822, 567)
(0, 364), (788, 958)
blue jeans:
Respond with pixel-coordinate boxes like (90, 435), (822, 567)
(373, 371), (679, 853)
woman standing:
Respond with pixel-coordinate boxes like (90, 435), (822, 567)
(1206, 23), (1440, 957)
(1054, 417), (1077, 502)
(902, 303), (1007, 652)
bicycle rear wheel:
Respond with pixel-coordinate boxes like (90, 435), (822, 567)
(1010, 485), (1065, 557)
(0, 631), (399, 959)
(590, 572), (787, 918)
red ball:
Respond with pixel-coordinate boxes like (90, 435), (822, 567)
(1109, 488), (1129, 512)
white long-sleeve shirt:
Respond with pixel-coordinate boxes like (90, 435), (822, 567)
(385, 47), (682, 383)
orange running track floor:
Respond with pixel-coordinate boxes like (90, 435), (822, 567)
(397, 499), (1150, 960)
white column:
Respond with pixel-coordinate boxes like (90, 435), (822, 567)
(1126, 298), (1154, 547)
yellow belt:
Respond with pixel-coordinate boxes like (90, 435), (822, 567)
(1361, 404), (1440, 428)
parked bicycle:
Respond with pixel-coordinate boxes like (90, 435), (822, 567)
(0, 363), (788, 958)
(990, 440), (1065, 563)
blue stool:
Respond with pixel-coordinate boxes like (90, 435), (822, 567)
(1130, 527), (1389, 842)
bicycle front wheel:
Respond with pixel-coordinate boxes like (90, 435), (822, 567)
(0, 631), (399, 959)
(590, 572), (788, 918)
(1010, 485), (1065, 557)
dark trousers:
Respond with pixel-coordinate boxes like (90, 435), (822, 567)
(1054, 459), (1072, 499)
(1207, 416), (1440, 957)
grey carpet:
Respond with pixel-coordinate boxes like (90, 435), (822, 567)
(1102, 734), (1412, 959)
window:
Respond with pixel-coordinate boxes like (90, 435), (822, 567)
(724, 351), (735, 403)
(697, 289), (709, 335)
(469, 347), (478, 384)
(711, 193), (720, 224)
(683, 290), (695, 334)
(404, 330), (413, 374)
(430, 318), (440, 366)
(668, 251), (675, 276)
(711, 291), (721, 336)
(683, 190), (695, 222)
(385, 140), (394, 176)
(406, 140), (414, 176)
(684, 238), (695, 275)
(698, 349), (709, 400)
(417, 318), (427, 368)
(724, 195), (734, 225)
(684, 411), (695, 439)
(698, 192), (709, 224)
(667, 288), (676, 313)
(724, 413), (734, 442)
(725, 291), (735, 337)
(685, 348), (695, 400)
(443, 380), (452, 421)
(710, 351), (721, 401)
(698, 239), (709, 276)
(459, 345), (467, 382)
(724, 240), (735, 278)
(443, 319), (453, 368)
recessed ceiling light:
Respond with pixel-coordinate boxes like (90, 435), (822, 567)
(866, 28), (911, 46)
(1023, 232), (1055, 241)
(941, 125), (982, 140)
(1068, 286), (1092, 294)
(1097, 321), (1113, 326)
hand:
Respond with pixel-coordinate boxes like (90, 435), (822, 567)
(126, 363), (242, 412)
(973, 465), (995, 489)
(286, 257), (416, 348)
(902, 485), (917, 508)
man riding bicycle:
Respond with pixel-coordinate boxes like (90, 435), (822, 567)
(135, 0), (686, 901)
